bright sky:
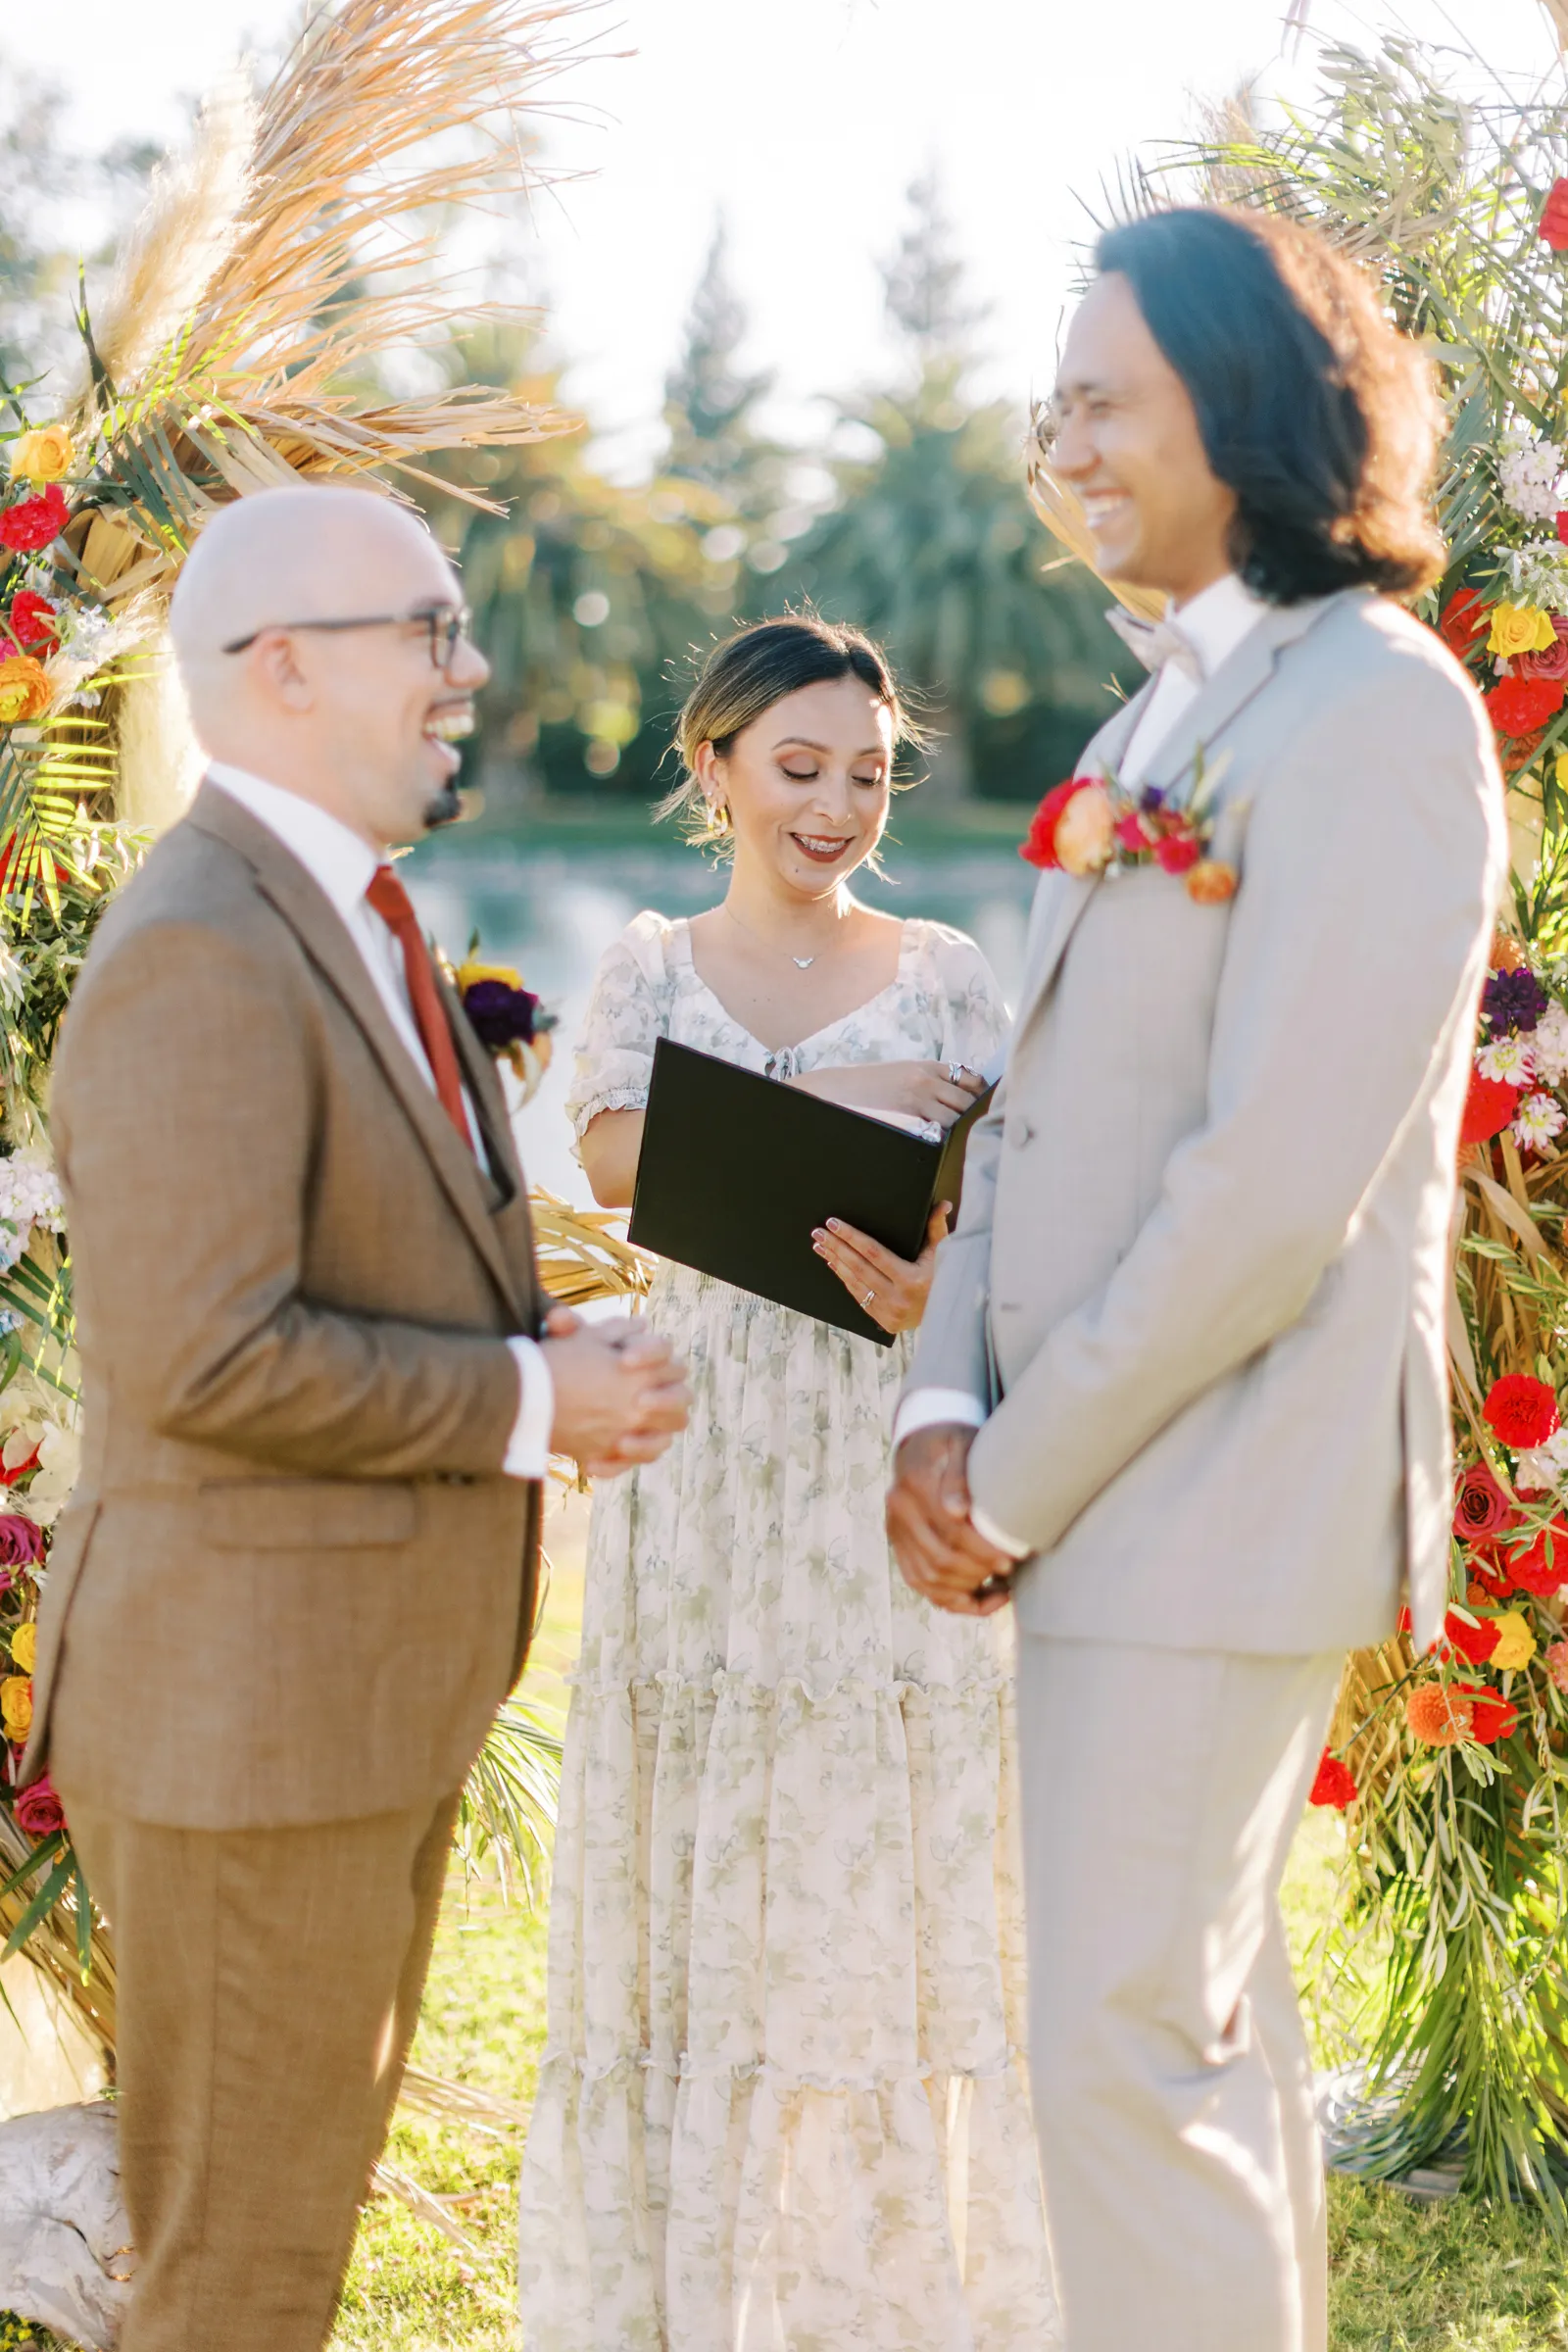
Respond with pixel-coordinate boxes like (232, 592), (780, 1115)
(5, 0), (1560, 473)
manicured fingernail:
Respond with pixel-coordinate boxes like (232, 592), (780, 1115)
(826, 1219), (842, 1232)
(811, 1228), (826, 1242)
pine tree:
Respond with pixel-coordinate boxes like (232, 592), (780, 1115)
(662, 220), (773, 499)
(777, 171), (1131, 801)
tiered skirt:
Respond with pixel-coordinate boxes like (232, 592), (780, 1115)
(517, 1267), (1057, 2349)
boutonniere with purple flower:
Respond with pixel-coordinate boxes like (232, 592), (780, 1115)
(1019, 748), (1239, 905)
(453, 947), (557, 1105)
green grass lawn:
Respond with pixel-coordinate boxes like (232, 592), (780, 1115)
(330, 1494), (1568, 2348)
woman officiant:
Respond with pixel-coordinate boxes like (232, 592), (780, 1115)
(517, 617), (1056, 2349)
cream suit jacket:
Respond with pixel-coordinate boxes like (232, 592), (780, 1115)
(23, 783), (543, 1828)
(906, 590), (1506, 1657)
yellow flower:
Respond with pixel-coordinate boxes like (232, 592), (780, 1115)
(455, 957), (524, 992)
(9, 1624), (36, 1675)
(1054, 783), (1116, 876)
(1, 1674), (33, 1741)
(1491, 1608), (1537, 1671)
(1488, 603), (1558, 659)
(0, 657), (51, 727)
(8, 426), (72, 486)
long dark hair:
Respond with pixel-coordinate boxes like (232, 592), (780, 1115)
(660, 615), (918, 847)
(1095, 207), (1445, 603)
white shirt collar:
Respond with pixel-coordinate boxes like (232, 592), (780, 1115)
(205, 762), (382, 927)
(1168, 572), (1269, 681)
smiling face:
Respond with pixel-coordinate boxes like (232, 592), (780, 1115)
(697, 675), (896, 901)
(172, 486), (490, 852)
(1050, 270), (1238, 605)
(270, 530), (490, 846)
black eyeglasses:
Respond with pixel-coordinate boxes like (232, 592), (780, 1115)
(221, 604), (474, 676)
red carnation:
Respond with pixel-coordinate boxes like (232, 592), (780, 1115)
(1114, 810), (1152, 853)
(1484, 1373), (1560, 1450)
(0, 484), (68, 555)
(1452, 1681), (1518, 1744)
(1453, 1459), (1512, 1544)
(1467, 1544), (1514, 1599)
(1460, 1067), (1522, 1147)
(1154, 832), (1201, 875)
(1397, 1603), (1414, 1635)
(1558, 512), (1568, 549)
(1486, 674), (1567, 741)
(1308, 1748), (1357, 1809)
(1439, 587), (1491, 660)
(1503, 1519), (1568, 1595)
(4, 593), (57, 652)
(1019, 778), (1091, 871)
(1444, 1605), (1501, 1667)
(1541, 177), (1568, 252)
(13, 1774), (64, 1839)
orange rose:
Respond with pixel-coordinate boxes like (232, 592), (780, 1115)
(1054, 783), (1116, 876)
(0, 656), (51, 727)
(1186, 859), (1239, 905)
(8, 425), (72, 486)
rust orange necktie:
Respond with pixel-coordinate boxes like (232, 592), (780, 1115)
(366, 863), (472, 1150)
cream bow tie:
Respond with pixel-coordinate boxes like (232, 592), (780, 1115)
(1103, 606), (1203, 682)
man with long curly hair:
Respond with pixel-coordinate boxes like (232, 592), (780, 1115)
(888, 207), (1506, 2351)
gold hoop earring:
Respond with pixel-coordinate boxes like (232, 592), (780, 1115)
(707, 800), (729, 828)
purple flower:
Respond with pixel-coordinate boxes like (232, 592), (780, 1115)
(1484, 967), (1549, 1034)
(462, 978), (543, 1054)
(0, 1515), (43, 1572)
(1139, 784), (1167, 812)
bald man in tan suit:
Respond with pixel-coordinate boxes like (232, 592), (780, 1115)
(22, 487), (688, 2352)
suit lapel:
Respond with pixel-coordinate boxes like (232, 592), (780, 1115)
(1137, 591), (1351, 796)
(1008, 594), (1353, 1049)
(1008, 686), (1152, 1043)
(187, 784), (528, 1323)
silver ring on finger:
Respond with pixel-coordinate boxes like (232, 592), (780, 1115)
(947, 1061), (964, 1085)
(863, 1288), (875, 1308)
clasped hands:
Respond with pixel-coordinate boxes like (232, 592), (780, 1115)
(541, 1304), (690, 1477)
(886, 1423), (1013, 1618)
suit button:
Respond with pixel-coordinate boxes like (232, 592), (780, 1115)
(1008, 1117), (1037, 1149)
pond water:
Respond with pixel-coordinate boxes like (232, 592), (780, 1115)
(403, 823), (1036, 1204)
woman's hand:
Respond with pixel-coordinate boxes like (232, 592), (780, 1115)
(811, 1203), (952, 1336)
(792, 1059), (984, 1130)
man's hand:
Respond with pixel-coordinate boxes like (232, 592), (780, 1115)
(887, 1423), (1013, 1616)
(541, 1306), (689, 1477)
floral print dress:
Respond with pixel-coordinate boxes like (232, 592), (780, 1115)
(516, 911), (1057, 2351)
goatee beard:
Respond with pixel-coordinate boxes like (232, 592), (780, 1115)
(421, 781), (465, 831)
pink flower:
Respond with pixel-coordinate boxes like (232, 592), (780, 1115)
(1519, 616), (1568, 682)
(14, 1775), (64, 1839)
(1545, 1640), (1568, 1692)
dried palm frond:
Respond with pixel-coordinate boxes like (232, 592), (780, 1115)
(532, 1187), (654, 1309)
(0, 1814), (115, 2062)
(73, 0), (595, 612)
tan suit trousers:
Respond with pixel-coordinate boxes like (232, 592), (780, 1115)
(63, 1788), (461, 2352)
(1015, 1637), (1341, 2352)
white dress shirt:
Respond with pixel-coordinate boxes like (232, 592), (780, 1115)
(205, 762), (554, 1480)
(894, 573), (1271, 1556)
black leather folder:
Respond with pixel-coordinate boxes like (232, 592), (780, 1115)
(627, 1037), (994, 1346)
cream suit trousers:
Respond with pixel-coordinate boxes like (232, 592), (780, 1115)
(64, 1789), (461, 2352)
(1015, 1638), (1342, 2352)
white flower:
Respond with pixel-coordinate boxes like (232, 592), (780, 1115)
(0, 1151), (64, 1273)
(1517, 1426), (1568, 1493)
(1478, 1031), (1536, 1085)
(1504, 542), (1568, 613)
(0, 943), (24, 1019)
(1533, 1001), (1568, 1086)
(1499, 428), (1566, 523)
(1512, 1090), (1567, 1152)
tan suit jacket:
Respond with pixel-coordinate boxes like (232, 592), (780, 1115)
(907, 590), (1506, 1657)
(24, 783), (543, 1828)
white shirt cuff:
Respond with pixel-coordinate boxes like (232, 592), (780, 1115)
(892, 1387), (987, 1449)
(503, 1337), (554, 1480)
(969, 1501), (1031, 1562)
(892, 1388), (1031, 1561)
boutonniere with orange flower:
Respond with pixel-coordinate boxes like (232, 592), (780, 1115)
(1018, 748), (1239, 905)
